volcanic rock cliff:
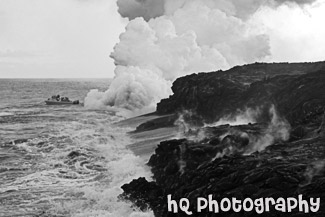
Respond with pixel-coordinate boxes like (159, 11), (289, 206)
(122, 61), (325, 217)
(156, 62), (325, 124)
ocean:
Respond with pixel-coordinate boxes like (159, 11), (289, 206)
(0, 79), (154, 217)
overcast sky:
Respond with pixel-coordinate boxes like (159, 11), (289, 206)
(0, 0), (126, 78)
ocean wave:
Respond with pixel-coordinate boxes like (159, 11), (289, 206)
(0, 110), (154, 217)
(0, 112), (14, 116)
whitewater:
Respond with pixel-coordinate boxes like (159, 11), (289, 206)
(0, 79), (155, 217)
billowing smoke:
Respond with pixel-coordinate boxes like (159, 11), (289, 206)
(84, 0), (323, 117)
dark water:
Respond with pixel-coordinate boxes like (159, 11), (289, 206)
(0, 79), (153, 217)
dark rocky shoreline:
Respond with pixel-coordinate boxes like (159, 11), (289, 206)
(121, 62), (325, 216)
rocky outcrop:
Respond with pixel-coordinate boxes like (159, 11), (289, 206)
(156, 62), (325, 127)
(121, 125), (325, 216)
(121, 61), (325, 216)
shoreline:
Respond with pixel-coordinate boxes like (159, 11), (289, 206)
(115, 113), (179, 158)
(117, 63), (325, 216)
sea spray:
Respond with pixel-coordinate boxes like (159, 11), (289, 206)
(0, 101), (155, 216)
(45, 121), (154, 217)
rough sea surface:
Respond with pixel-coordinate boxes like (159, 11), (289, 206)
(0, 79), (153, 217)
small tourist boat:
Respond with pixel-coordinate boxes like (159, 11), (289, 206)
(45, 100), (79, 105)
(45, 95), (79, 105)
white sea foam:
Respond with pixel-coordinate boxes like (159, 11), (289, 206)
(0, 112), (14, 116)
(46, 117), (154, 217)
(0, 109), (154, 217)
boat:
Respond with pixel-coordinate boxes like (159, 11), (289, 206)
(45, 95), (79, 105)
(45, 100), (80, 105)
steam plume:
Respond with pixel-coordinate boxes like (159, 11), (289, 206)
(117, 0), (319, 20)
(209, 105), (291, 159)
(85, 0), (324, 116)
(208, 107), (262, 126)
(303, 160), (325, 185)
(247, 105), (291, 153)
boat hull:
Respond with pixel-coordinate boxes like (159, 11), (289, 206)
(45, 100), (79, 105)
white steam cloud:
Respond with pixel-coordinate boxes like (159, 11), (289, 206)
(247, 105), (291, 153)
(303, 160), (325, 185)
(210, 105), (291, 159)
(85, 0), (325, 117)
(117, 0), (319, 20)
(208, 107), (263, 126)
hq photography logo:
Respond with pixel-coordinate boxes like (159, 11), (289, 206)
(167, 194), (320, 215)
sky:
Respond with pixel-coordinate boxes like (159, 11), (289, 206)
(0, 0), (325, 78)
(0, 0), (126, 78)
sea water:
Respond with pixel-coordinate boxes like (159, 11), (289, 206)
(0, 79), (153, 217)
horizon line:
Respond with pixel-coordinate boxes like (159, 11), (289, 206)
(0, 77), (113, 79)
